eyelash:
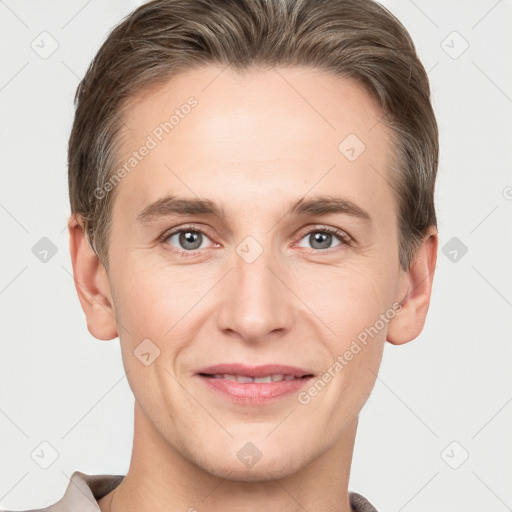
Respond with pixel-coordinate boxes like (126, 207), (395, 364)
(159, 223), (352, 258)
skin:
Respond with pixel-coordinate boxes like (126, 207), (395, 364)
(68, 65), (438, 512)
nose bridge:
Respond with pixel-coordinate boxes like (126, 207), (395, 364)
(216, 235), (294, 341)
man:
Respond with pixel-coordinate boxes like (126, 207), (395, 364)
(4, 0), (438, 510)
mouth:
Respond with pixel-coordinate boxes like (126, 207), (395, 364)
(196, 364), (315, 405)
(199, 373), (311, 383)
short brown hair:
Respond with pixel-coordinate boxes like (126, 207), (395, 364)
(68, 0), (438, 272)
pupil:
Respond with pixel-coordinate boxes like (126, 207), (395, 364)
(312, 232), (331, 249)
(180, 231), (201, 250)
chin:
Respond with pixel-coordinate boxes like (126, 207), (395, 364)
(203, 461), (299, 483)
(194, 444), (310, 482)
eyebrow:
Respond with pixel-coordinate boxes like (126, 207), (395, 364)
(287, 195), (371, 223)
(136, 194), (372, 225)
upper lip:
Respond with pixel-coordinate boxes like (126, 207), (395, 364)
(197, 364), (314, 378)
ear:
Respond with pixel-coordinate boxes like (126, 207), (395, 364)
(68, 214), (118, 341)
(386, 226), (438, 345)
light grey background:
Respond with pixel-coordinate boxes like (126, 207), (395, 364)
(1, 1), (511, 510)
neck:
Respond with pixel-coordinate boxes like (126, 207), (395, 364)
(100, 401), (357, 512)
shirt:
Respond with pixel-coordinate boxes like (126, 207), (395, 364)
(0, 470), (379, 511)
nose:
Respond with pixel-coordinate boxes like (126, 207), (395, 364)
(216, 242), (295, 344)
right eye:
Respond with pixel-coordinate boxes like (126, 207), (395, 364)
(161, 225), (217, 255)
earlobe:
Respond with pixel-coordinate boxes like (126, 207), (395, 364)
(68, 214), (118, 341)
(386, 227), (438, 345)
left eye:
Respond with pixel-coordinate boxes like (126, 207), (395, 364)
(164, 229), (213, 251)
(297, 228), (350, 251)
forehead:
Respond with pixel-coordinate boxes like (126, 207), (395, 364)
(114, 65), (395, 218)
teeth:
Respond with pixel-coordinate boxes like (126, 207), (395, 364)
(232, 374), (254, 383)
(210, 374), (299, 383)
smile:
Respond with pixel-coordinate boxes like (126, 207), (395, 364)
(196, 364), (314, 404)
(204, 373), (307, 383)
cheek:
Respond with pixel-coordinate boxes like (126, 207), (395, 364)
(111, 265), (194, 415)
(304, 263), (394, 419)
(325, 343), (384, 430)
(107, 264), (198, 400)
(292, 260), (392, 406)
(110, 257), (209, 338)
(291, 260), (392, 339)
(302, 272), (389, 425)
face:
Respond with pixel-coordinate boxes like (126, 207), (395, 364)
(102, 65), (408, 480)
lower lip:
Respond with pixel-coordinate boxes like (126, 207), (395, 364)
(198, 375), (312, 405)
